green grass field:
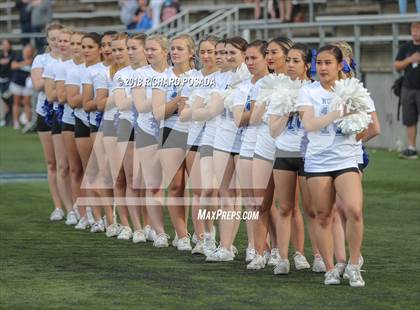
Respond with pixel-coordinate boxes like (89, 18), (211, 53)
(1, 128), (419, 309)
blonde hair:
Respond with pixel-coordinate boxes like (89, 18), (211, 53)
(46, 23), (64, 36)
(110, 33), (129, 78)
(332, 41), (354, 78)
(129, 33), (147, 47)
(171, 34), (196, 69)
(146, 34), (169, 52)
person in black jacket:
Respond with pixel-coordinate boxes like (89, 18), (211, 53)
(10, 44), (35, 130)
(394, 22), (420, 159)
(0, 39), (17, 127)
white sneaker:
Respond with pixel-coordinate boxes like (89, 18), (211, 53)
(75, 217), (90, 230)
(192, 232), (198, 244)
(132, 230), (147, 243)
(153, 233), (170, 248)
(177, 236), (192, 251)
(106, 223), (121, 237)
(192, 239), (205, 255)
(324, 268), (341, 285)
(73, 206), (80, 221)
(267, 248), (280, 266)
(117, 226), (132, 240)
(343, 255), (365, 279)
(247, 254), (266, 270)
(90, 220), (105, 233)
(335, 262), (347, 277)
(312, 254), (327, 273)
(245, 248), (257, 263)
(344, 264), (365, 287)
(86, 207), (95, 225)
(172, 233), (178, 247)
(273, 258), (290, 275)
(143, 225), (156, 242)
(49, 208), (65, 221)
(203, 232), (217, 257)
(231, 245), (238, 256)
(65, 210), (78, 225)
(206, 247), (235, 262)
(294, 252), (310, 270)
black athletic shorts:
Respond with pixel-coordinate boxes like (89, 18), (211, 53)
(158, 127), (188, 150)
(75, 117), (90, 138)
(305, 167), (360, 180)
(36, 113), (51, 132)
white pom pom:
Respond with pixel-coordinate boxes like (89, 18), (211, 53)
(266, 74), (305, 115)
(230, 63), (252, 87)
(338, 112), (372, 135)
(332, 78), (373, 135)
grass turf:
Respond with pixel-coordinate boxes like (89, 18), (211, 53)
(1, 129), (420, 309)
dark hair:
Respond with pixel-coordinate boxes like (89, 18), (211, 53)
(247, 40), (268, 56)
(216, 38), (227, 46)
(268, 36), (293, 55)
(317, 44), (343, 64)
(226, 36), (248, 52)
(102, 31), (118, 38)
(82, 32), (101, 47)
(289, 43), (312, 79)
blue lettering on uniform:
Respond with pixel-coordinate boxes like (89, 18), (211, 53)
(245, 95), (251, 111)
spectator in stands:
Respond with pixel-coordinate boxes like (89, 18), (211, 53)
(279, 0), (293, 22)
(16, 0), (32, 45)
(134, 0), (153, 31)
(398, 0), (420, 14)
(10, 44), (35, 130)
(119, 0), (139, 29)
(160, 0), (180, 23)
(150, 0), (164, 29)
(29, 0), (52, 52)
(0, 40), (17, 127)
(394, 22), (420, 159)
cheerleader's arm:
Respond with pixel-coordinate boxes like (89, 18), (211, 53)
(44, 78), (57, 102)
(356, 111), (381, 142)
(191, 97), (210, 121)
(56, 80), (67, 104)
(114, 88), (133, 111)
(132, 87), (150, 113)
(82, 84), (96, 112)
(66, 84), (83, 109)
(269, 114), (289, 138)
(96, 89), (109, 112)
(31, 68), (45, 92)
(207, 92), (225, 118)
(299, 106), (341, 132)
(249, 103), (266, 126)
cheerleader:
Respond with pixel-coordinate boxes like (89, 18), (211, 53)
(330, 41), (380, 276)
(54, 28), (81, 226)
(152, 34), (196, 251)
(132, 35), (169, 247)
(296, 45), (368, 287)
(249, 37), (293, 268)
(42, 26), (74, 223)
(31, 23), (65, 221)
(101, 32), (132, 240)
(65, 30), (99, 230)
(178, 36), (219, 254)
(232, 40), (270, 264)
(81, 32), (117, 233)
(268, 43), (316, 274)
(206, 37), (248, 262)
(191, 39), (228, 257)
(113, 33), (150, 242)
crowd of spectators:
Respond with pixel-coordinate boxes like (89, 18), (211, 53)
(119, 0), (180, 31)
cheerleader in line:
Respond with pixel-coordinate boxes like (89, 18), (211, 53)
(113, 33), (151, 242)
(132, 35), (170, 247)
(249, 37), (292, 268)
(54, 28), (81, 226)
(152, 34), (196, 251)
(65, 30), (99, 230)
(42, 27), (75, 223)
(232, 40), (270, 264)
(330, 41), (380, 276)
(81, 32), (118, 233)
(267, 44), (316, 274)
(31, 23), (65, 221)
(191, 39), (228, 257)
(102, 33), (133, 240)
(296, 45), (368, 287)
(178, 36), (220, 254)
(206, 37), (249, 262)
